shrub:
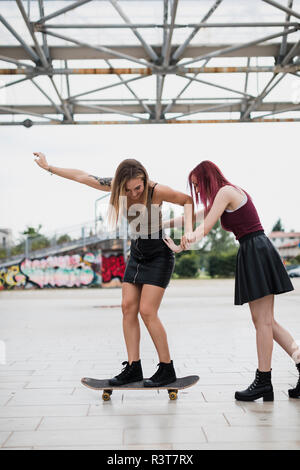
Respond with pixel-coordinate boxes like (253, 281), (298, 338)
(175, 253), (198, 278)
(207, 250), (238, 278)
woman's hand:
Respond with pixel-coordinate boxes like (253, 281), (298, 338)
(163, 236), (183, 253)
(180, 232), (197, 250)
(33, 152), (49, 171)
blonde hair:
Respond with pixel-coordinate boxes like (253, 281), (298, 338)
(108, 159), (150, 229)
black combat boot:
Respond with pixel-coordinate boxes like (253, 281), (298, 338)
(109, 360), (143, 386)
(288, 363), (300, 399)
(235, 369), (274, 402)
(144, 360), (177, 387)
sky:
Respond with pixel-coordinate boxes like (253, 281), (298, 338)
(1, 121), (299, 243)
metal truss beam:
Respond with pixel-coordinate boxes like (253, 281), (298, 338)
(38, 0), (51, 63)
(262, 0), (300, 20)
(242, 39), (300, 120)
(3, 65), (300, 75)
(41, 30), (155, 68)
(1, 102), (298, 116)
(156, 0), (179, 121)
(35, 22), (300, 31)
(172, 0), (224, 61)
(179, 26), (300, 67)
(68, 75), (147, 101)
(2, 44), (299, 60)
(1, 0), (300, 127)
(109, 0), (159, 62)
(0, 105), (61, 122)
(15, 0), (49, 69)
(0, 15), (40, 63)
(35, 0), (93, 25)
(75, 103), (149, 121)
(14, 0), (72, 121)
(176, 72), (254, 99)
(1, 118), (300, 126)
(277, 0), (294, 63)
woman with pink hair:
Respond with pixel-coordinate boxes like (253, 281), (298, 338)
(164, 160), (299, 402)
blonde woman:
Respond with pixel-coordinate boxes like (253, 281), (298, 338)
(34, 153), (193, 387)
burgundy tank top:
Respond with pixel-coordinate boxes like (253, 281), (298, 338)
(220, 192), (264, 240)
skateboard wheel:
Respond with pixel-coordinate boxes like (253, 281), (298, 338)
(102, 390), (112, 401)
(168, 390), (178, 401)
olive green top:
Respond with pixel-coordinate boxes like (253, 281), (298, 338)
(127, 183), (163, 238)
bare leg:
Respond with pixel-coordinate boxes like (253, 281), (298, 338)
(139, 284), (171, 363)
(271, 296), (300, 361)
(121, 282), (142, 364)
(249, 295), (274, 371)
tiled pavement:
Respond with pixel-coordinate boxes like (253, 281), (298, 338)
(0, 279), (299, 450)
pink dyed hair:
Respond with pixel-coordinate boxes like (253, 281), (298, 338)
(188, 160), (240, 213)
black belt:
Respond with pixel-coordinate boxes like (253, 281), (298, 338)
(132, 229), (164, 240)
(238, 230), (265, 244)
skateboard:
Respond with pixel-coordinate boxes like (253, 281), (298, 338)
(81, 375), (199, 401)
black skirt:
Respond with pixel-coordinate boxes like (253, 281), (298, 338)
(235, 230), (294, 305)
(123, 233), (175, 289)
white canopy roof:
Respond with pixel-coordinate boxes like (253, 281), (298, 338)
(0, 0), (300, 125)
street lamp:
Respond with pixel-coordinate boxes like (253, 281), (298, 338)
(94, 193), (110, 235)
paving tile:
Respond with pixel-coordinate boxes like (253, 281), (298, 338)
(6, 389), (90, 407)
(173, 442), (300, 450)
(0, 418), (41, 431)
(224, 411), (300, 427)
(0, 383), (27, 391)
(24, 381), (78, 390)
(0, 405), (89, 418)
(3, 429), (123, 448)
(39, 413), (227, 431)
(0, 432), (11, 446)
(0, 279), (299, 449)
(0, 370), (34, 377)
(124, 426), (207, 445)
(33, 444), (173, 450)
(0, 392), (14, 407)
(88, 402), (245, 417)
(201, 385), (289, 403)
(203, 425), (300, 443)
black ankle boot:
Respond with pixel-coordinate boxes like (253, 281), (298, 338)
(144, 360), (177, 387)
(109, 360), (143, 386)
(235, 369), (274, 402)
(288, 363), (300, 399)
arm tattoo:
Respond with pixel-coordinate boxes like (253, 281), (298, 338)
(89, 176), (112, 188)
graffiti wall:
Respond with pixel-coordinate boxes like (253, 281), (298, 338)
(0, 250), (125, 290)
(102, 253), (126, 287)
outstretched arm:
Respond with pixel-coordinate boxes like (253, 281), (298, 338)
(155, 184), (194, 233)
(163, 208), (204, 230)
(33, 152), (112, 192)
(181, 186), (232, 248)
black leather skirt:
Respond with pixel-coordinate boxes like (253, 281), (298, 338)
(123, 233), (175, 289)
(235, 230), (294, 305)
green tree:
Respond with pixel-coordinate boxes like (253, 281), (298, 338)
(22, 224), (43, 238)
(272, 218), (284, 232)
(57, 234), (72, 245)
(207, 249), (238, 278)
(202, 220), (237, 253)
(169, 208), (175, 239)
(11, 241), (25, 256)
(21, 225), (50, 251)
(175, 253), (198, 278)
